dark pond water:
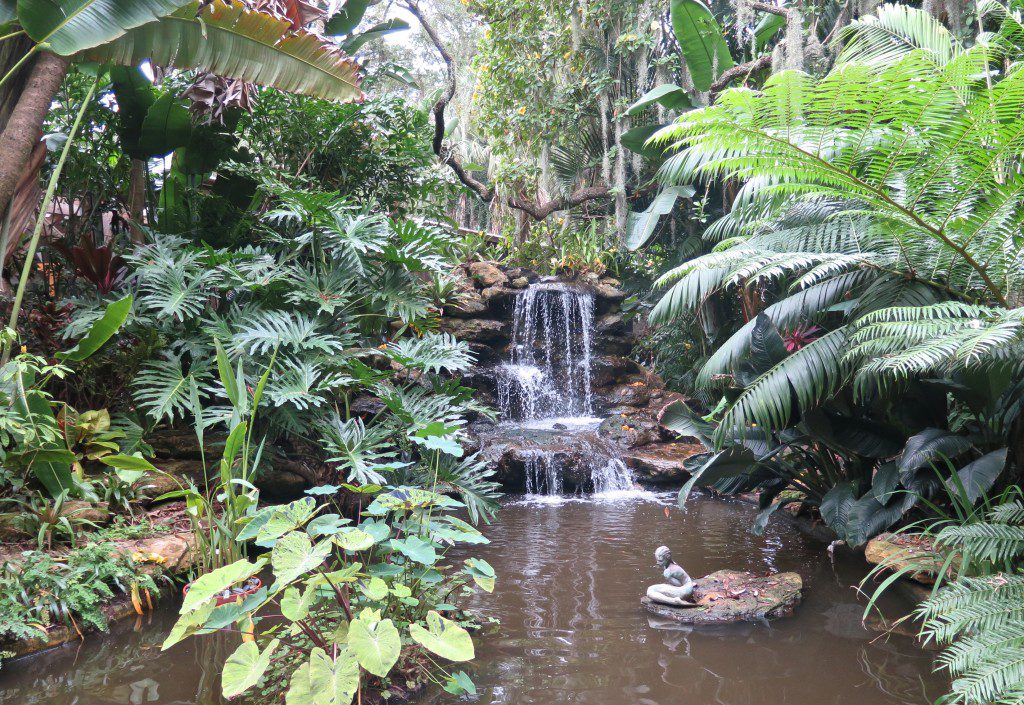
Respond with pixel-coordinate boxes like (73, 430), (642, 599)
(0, 491), (947, 705)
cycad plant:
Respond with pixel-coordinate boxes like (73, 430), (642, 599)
(647, 3), (1024, 540)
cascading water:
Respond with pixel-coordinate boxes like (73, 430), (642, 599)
(493, 281), (636, 497)
(497, 283), (595, 421)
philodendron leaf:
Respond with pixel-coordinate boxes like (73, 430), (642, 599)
(271, 532), (332, 587)
(348, 615), (401, 677)
(221, 638), (280, 699)
(409, 611), (474, 662)
(180, 558), (266, 613)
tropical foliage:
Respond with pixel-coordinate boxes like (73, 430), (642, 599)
(651, 3), (1024, 544)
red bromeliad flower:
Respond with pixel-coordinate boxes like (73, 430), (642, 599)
(783, 324), (821, 352)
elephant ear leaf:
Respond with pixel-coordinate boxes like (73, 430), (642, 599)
(409, 611), (475, 662)
(670, 0), (734, 92)
(221, 638), (279, 699)
(16, 0), (193, 55)
(348, 615), (401, 677)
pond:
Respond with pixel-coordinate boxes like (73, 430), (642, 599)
(0, 491), (947, 705)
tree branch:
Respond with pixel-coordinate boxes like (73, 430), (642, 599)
(751, 2), (790, 17)
(402, 0), (609, 220)
(710, 53), (772, 94)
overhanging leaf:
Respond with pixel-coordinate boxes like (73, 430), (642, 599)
(84, 0), (363, 103)
(408, 611), (474, 662)
(221, 638), (279, 699)
(669, 0), (734, 92)
(325, 0), (369, 35)
(181, 558), (266, 613)
(625, 185), (695, 251)
(625, 84), (693, 116)
(17, 0), (192, 55)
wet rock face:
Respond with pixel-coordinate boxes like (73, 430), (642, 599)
(641, 570), (803, 624)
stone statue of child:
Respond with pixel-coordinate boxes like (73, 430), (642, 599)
(646, 545), (696, 607)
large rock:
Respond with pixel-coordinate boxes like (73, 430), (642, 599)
(622, 441), (705, 483)
(601, 382), (653, 408)
(468, 261), (508, 288)
(598, 413), (662, 448)
(596, 312), (628, 336)
(442, 317), (509, 344)
(864, 533), (954, 585)
(443, 290), (488, 318)
(592, 355), (644, 387)
(641, 570), (803, 624)
(480, 286), (519, 309)
(593, 282), (626, 302)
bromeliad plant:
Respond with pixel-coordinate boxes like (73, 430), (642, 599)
(163, 486), (495, 701)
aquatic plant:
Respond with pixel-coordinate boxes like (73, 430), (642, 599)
(164, 486), (494, 701)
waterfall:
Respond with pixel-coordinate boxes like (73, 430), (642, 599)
(497, 283), (595, 421)
(523, 451), (564, 496)
(493, 281), (639, 498)
(591, 458), (637, 494)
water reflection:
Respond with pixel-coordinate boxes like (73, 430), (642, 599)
(0, 492), (945, 705)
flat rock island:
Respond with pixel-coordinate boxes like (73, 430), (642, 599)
(642, 570), (804, 624)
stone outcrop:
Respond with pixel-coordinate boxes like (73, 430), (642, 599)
(641, 570), (803, 624)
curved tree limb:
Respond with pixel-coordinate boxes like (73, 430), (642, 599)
(710, 53), (772, 94)
(403, 0), (609, 221)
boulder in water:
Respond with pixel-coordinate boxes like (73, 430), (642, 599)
(641, 570), (803, 624)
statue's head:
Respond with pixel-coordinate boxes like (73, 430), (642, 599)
(655, 545), (672, 566)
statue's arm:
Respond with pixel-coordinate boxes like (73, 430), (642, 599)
(666, 564), (691, 586)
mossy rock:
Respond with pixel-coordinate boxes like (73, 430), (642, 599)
(641, 569), (803, 624)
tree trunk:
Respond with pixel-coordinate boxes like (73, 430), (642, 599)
(0, 52), (70, 219)
(126, 158), (148, 244)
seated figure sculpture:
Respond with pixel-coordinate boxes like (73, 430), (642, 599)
(646, 545), (696, 607)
